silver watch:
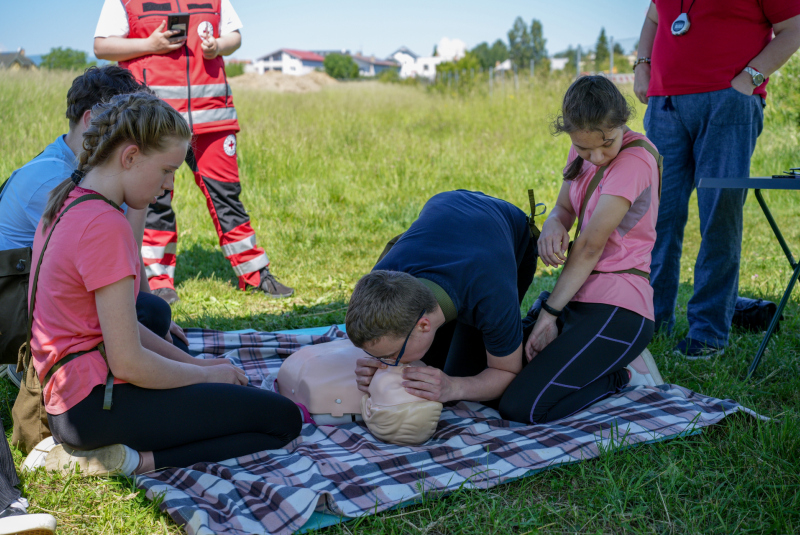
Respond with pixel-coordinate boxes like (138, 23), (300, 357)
(744, 67), (765, 87)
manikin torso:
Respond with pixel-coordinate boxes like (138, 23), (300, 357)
(277, 340), (442, 444)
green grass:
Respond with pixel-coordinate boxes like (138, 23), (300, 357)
(1, 64), (799, 534)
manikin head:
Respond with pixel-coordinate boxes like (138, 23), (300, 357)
(346, 271), (440, 365)
(552, 75), (634, 178)
(361, 362), (442, 446)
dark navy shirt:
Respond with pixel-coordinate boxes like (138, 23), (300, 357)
(374, 190), (530, 357)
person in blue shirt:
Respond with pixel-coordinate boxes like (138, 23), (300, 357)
(0, 66), (187, 363)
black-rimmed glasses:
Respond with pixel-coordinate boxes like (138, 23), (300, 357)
(364, 309), (425, 366)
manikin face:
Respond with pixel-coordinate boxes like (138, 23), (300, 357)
(568, 126), (625, 168)
(120, 138), (188, 210)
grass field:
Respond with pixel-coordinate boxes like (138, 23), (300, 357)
(0, 66), (798, 534)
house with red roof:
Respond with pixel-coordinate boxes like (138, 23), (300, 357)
(252, 49), (325, 76)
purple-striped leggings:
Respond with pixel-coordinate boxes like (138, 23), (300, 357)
(499, 302), (654, 424)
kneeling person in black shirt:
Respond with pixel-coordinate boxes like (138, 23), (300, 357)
(348, 190), (537, 405)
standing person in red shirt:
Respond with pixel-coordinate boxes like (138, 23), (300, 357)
(633, 1), (800, 358)
(93, 0), (294, 303)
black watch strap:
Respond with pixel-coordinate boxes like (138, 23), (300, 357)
(541, 299), (563, 317)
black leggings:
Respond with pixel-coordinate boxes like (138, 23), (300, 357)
(136, 291), (189, 354)
(48, 382), (302, 469)
(499, 302), (654, 424)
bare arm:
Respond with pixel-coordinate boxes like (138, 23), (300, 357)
(526, 194), (632, 360)
(94, 21), (186, 62)
(538, 181), (576, 267)
(731, 14), (800, 95)
(402, 344), (523, 403)
(634, 2), (658, 104)
(95, 276), (247, 388)
(125, 208), (151, 294)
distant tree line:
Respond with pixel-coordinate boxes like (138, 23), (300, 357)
(40, 47), (96, 71)
(471, 19), (632, 74)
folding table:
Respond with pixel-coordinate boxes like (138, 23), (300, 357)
(697, 175), (800, 379)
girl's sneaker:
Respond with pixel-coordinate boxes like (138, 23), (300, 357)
(626, 349), (664, 387)
(21, 436), (57, 472)
(45, 443), (133, 476)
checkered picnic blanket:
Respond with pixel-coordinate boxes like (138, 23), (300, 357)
(135, 326), (760, 535)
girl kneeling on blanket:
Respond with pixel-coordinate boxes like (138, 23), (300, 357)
(499, 76), (662, 424)
(29, 93), (302, 476)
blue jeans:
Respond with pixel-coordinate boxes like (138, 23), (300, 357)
(644, 88), (764, 347)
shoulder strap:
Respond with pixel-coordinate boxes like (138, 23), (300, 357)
(569, 138), (663, 251)
(23, 194), (120, 379)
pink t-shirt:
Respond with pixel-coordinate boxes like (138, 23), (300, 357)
(29, 187), (139, 415)
(567, 130), (660, 321)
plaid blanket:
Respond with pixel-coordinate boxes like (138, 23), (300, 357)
(135, 326), (760, 535)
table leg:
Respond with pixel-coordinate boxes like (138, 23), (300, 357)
(746, 190), (799, 380)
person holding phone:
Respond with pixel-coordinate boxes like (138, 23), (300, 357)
(93, 0), (295, 303)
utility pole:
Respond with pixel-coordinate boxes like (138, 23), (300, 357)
(576, 46), (581, 79)
(609, 36), (614, 75)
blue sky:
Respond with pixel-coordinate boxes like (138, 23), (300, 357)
(2, 1), (651, 61)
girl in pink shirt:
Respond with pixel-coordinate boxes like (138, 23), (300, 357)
(499, 76), (662, 425)
(30, 92), (301, 476)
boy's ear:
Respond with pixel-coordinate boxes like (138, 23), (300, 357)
(81, 109), (92, 129)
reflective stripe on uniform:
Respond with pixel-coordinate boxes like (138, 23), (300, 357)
(141, 243), (177, 259)
(221, 235), (257, 257)
(145, 263), (176, 279)
(150, 83), (232, 101)
(232, 254), (268, 277)
(181, 107), (238, 125)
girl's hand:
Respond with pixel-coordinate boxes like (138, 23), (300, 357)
(538, 218), (571, 267)
(147, 21), (187, 55)
(201, 36), (219, 60)
(194, 357), (234, 367)
(525, 313), (559, 361)
(204, 363), (248, 385)
(165, 321), (188, 345)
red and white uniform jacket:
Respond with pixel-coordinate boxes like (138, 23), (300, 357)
(120, 0), (239, 135)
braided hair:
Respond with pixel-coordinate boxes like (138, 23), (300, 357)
(551, 76), (634, 180)
(42, 92), (191, 232)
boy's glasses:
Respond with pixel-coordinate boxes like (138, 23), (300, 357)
(364, 309), (425, 367)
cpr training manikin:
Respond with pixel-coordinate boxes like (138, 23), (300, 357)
(276, 340), (442, 445)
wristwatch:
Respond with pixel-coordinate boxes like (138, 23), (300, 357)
(743, 66), (765, 87)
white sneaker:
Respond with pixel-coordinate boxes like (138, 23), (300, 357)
(21, 437), (57, 472)
(0, 508), (56, 535)
(626, 349), (664, 387)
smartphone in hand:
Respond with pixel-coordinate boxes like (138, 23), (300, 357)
(167, 13), (190, 38)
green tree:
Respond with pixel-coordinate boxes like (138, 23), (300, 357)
(323, 53), (359, 80)
(613, 42), (625, 56)
(40, 47), (96, 71)
(470, 39), (509, 70)
(594, 28), (609, 72)
(507, 16), (533, 70)
(531, 19), (548, 64)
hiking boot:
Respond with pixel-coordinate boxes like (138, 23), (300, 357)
(256, 268), (294, 298)
(626, 349), (664, 386)
(22, 436), (57, 472)
(152, 287), (180, 305)
(0, 506), (56, 535)
(0, 365), (22, 388)
(45, 443), (132, 476)
(673, 338), (724, 360)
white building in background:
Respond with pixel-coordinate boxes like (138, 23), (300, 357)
(389, 38), (467, 80)
(550, 57), (569, 71)
(249, 49), (325, 76)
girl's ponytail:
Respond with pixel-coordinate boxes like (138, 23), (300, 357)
(551, 76), (634, 181)
(41, 92), (191, 232)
